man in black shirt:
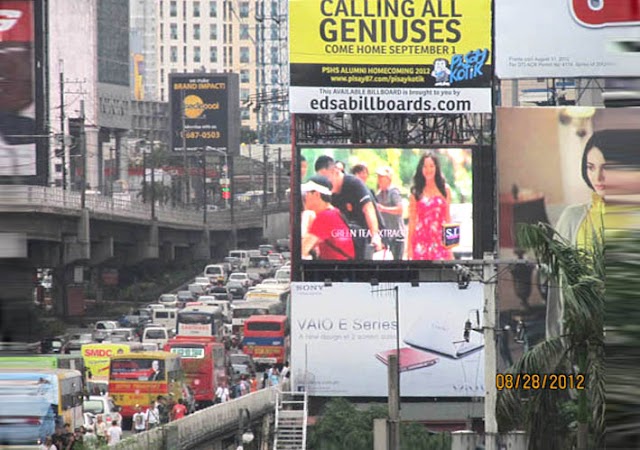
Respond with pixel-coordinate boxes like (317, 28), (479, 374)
(315, 155), (383, 253)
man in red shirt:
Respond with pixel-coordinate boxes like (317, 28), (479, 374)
(301, 175), (355, 260)
(171, 398), (188, 421)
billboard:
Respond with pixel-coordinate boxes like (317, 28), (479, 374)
(291, 282), (485, 397)
(169, 73), (240, 155)
(296, 146), (474, 263)
(495, 107), (639, 368)
(289, 0), (492, 113)
(0, 0), (37, 178)
(496, 0), (640, 78)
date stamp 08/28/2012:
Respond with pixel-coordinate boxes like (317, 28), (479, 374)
(495, 373), (586, 391)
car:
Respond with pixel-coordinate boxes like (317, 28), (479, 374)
(177, 290), (195, 305)
(106, 328), (136, 342)
(92, 320), (118, 342)
(118, 315), (147, 328)
(228, 352), (257, 381)
(83, 395), (118, 429)
(64, 333), (94, 352)
(227, 272), (251, 288)
(247, 249), (261, 258)
(247, 256), (273, 279)
(268, 253), (285, 270)
(158, 293), (179, 308)
(275, 267), (290, 283)
(40, 337), (65, 354)
(259, 244), (274, 256)
(203, 265), (226, 284)
(142, 326), (170, 349)
(247, 272), (262, 286)
(223, 256), (241, 272)
(207, 285), (232, 300)
(225, 281), (247, 299)
(275, 238), (290, 253)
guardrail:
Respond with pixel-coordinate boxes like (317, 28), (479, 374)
(114, 387), (278, 450)
(0, 185), (288, 229)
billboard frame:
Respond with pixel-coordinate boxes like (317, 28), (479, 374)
(292, 143), (495, 275)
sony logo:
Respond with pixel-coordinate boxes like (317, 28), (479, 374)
(295, 284), (323, 292)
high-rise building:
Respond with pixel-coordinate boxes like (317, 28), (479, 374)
(151, 0), (288, 140)
(130, 0), (158, 101)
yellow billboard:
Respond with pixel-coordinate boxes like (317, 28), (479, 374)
(81, 343), (136, 383)
(289, 0), (492, 113)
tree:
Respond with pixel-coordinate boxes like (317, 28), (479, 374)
(497, 223), (605, 449)
(307, 398), (451, 450)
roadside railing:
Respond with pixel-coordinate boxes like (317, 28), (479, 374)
(0, 185), (288, 228)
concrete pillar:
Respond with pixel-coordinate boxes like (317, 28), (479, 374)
(192, 227), (211, 261)
(130, 221), (159, 263)
(160, 242), (176, 262)
(0, 259), (37, 342)
(63, 209), (91, 265)
(451, 430), (480, 450)
(90, 236), (114, 265)
(499, 431), (529, 450)
(85, 126), (100, 190)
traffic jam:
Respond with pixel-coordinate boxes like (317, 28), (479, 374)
(0, 244), (291, 446)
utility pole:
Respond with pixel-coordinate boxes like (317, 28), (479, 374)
(484, 252), (498, 450)
(202, 149), (207, 224)
(387, 353), (400, 450)
(277, 147), (282, 205)
(59, 60), (67, 191)
(150, 143), (156, 220)
(79, 100), (86, 209)
(181, 90), (190, 205)
(262, 144), (268, 212)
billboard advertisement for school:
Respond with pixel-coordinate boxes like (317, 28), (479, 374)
(169, 73), (240, 155)
(296, 146), (476, 264)
(288, 0), (492, 113)
(495, 107), (639, 370)
(496, 0), (640, 78)
(291, 282), (485, 397)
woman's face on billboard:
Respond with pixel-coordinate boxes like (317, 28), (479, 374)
(421, 157), (437, 181)
(586, 147), (606, 197)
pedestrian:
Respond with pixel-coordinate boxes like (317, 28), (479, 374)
(281, 372), (292, 392)
(215, 383), (230, 403)
(110, 405), (123, 428)
(249, 373), (258, 393)
(94, 415), (107, 445)
(68, 427), (84, 449)
(157, 396), (170, 425)
(270, 367), (280, 387)
(261, 372), (269, 389)
(280, 361), (290, 380)
(171, 398), (188, 421)
(39, 436), (57, 450)
(132, 404), (147, 433)
(146, 400), (160, 429)
(83, 426), (98, 448)
(106, 420), (122, 446)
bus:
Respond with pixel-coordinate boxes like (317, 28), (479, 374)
(231, 300), (284, 336)
(244, 287), (290, 316)
(108, 351), (184, 421)
(242, 315), (290, 368)
(177, 305), (225, 339)
(0, 368), (84, 444)
(81, 343), (144, 386)
(163, 336), (227, 408)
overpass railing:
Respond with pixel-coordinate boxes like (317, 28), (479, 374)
(0, 185), (288, 228)
(114, 387), (278, 450)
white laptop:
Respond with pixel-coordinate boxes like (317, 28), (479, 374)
(403, 319), (484, 360)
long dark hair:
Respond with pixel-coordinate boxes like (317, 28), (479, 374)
(411, 152), (447, 200)
(581, 129), (640, 190)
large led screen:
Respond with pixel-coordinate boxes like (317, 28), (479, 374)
(296, 147), (474, 263)
(291, 282), (485, 397)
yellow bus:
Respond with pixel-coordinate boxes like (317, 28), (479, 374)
(108, 351), (184, 421)
(81, 342), (144, 385)
(0, 368), (84, 439)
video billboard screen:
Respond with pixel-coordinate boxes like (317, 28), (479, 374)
(495, 107), (639, 368)
(291, 282), (485, 397)
(169, 73), (240, 155)
(0, 0), (37, 178)
(296, 147), (474, 263)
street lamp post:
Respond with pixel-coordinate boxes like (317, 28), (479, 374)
(202, 149), (207, 224)
(205, 147), (229, 210)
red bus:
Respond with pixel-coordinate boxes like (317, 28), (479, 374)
(242, 315), (289, 369)
(164, 336), (227, 408)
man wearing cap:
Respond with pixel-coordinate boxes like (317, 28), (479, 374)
(301, 175), (355, 260)
(376, 166), (405, 260)
(315, 156), (383, 253)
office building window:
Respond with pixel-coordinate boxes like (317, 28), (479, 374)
(194, 24), (201, 39)
(209, 1), (217, 17)
(161, 69), (165, 83)
(228, 24), (233, 43)
(240, 69), (250, 83)
(209, 24), (217, 40)
(160, 0), (163, 17)
(170, 23), (178, 39)
(194, 46), (201, 62)
(170, 46), (178, 62)
(194, 1), (201, 16)
(241, 109), (250, 120)
(229, 47), (233, 65)
(223, 24), (227, 43)
(223, 47), (227, 65)
(183, 46), (187, 63)
(271, 110), (279, 121)
(271, 69), (278, 84)
(240, 24), (250, 40)
(240, 88), (250, 102)
(209, 46), (218, 62)
(239, 1), (249, 17)
(270, 24), (278, 40)
(160, 23), (164, 37)
(240, 46), (250, 63)
(183, 23), (187, 41)
(270, 46), (278, 64)
(271, 1), (278, 17)
(170, 0), (177, 16)
(160, 46), (164, 63)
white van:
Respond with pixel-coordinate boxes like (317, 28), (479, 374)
(142, 327), (170, 349)
(198, 297), (232, 321)
(228, 250), (249, 271)
(203, 265), (227, 284)
(152, 308), (178, 333)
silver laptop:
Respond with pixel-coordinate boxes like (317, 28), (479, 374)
(403, 319), (484, 360)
